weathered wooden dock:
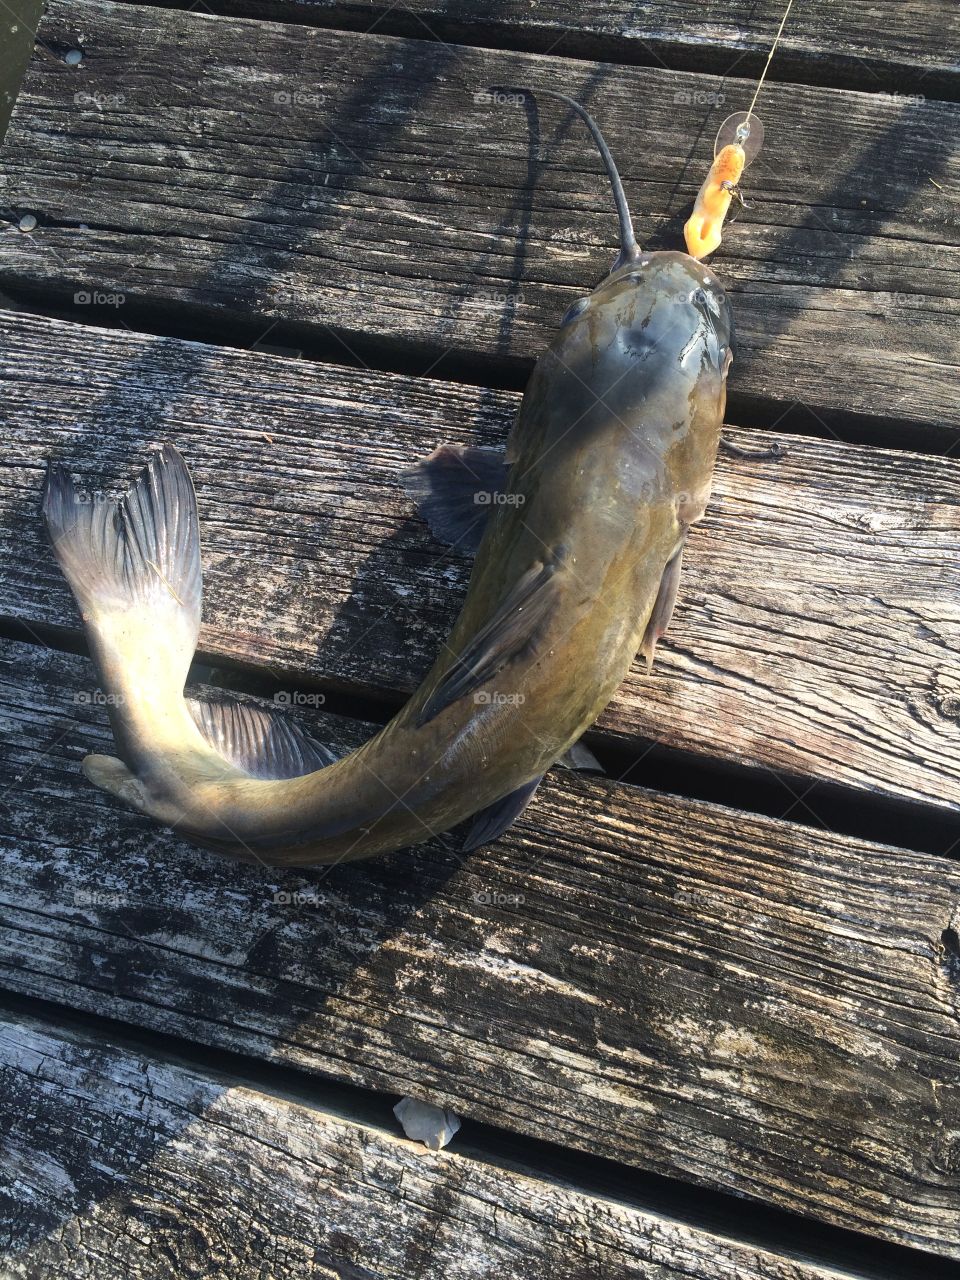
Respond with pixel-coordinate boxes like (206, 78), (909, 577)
(0, 1), (958, 1276)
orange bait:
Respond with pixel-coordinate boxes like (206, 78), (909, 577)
(684, 111), (764, 260)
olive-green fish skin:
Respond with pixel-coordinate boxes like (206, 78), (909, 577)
(43, 76), (737, 868)
(175, 250), (734, 863)
(45, 236), (733, 865)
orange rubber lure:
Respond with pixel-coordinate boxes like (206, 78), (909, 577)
(684, 112), (763, 260)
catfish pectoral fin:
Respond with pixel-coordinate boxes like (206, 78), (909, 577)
(401, 443), (509, 555)
(417, 559), (561, 725)
(462, 774), (543, 852)
(639, 538), (686, 671)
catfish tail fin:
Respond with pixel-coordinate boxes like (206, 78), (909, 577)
(42, 443), (201, 634)
(42, 445), (204, 777)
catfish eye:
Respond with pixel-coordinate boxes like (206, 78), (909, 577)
(692, 285), (726, 317)
(560, 297), (590, 326)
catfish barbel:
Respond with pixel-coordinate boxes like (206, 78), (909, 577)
(43, 91), (736, 865)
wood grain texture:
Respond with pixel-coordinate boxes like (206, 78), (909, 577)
(164, 0), (960, 96)
(0, 0), (957, 438)
(2, 310), (958, 812)
(0, 1008), (871, 1280)
(2, 637), (960, 1254)
(0, 0), (44, 145)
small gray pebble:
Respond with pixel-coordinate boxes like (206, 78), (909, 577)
(18, 214), (37, 233)
(64, 49), (84, 67)
(393, 1097), (461, 1151)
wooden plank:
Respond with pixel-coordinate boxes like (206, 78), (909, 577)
(0, 1008), (872, 1280)
(0, 0), (957, 439)
(173, 0), (960, 97)
(0, 1), (44, 145)
(2, 636), (960, 1255)
(2, 310), (958, 813)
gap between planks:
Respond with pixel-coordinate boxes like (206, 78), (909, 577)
(2, 637), (960, 1255)
(1, 283), (956, 458)
(0, 0), (956, 443)
(122, 0), (960, 100)
(1, 990), (958, 1280)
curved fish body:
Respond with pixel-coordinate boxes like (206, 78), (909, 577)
(43, 96), (734, 866)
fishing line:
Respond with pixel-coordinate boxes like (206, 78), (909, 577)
(684, 0), (796, 257)
(746, 0), (796, 122)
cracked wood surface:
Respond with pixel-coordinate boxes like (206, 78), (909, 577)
(1, 310), (958, 812)
(1, 0), (959, 1268)
(0, 1008), (871, 1280)
(190, 0), (960, 96)
(0, 0), (957, 439)
(1, 638), (960, 1254)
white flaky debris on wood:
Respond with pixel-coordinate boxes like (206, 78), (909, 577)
(393, 1097), (462, 1151)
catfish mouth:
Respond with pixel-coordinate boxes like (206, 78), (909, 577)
(602, 249), (716, 290)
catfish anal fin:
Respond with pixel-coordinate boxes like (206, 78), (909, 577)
(188, 695), (338, 780)
(462, 774), (543, 852)
(401, 444), (510, 555)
